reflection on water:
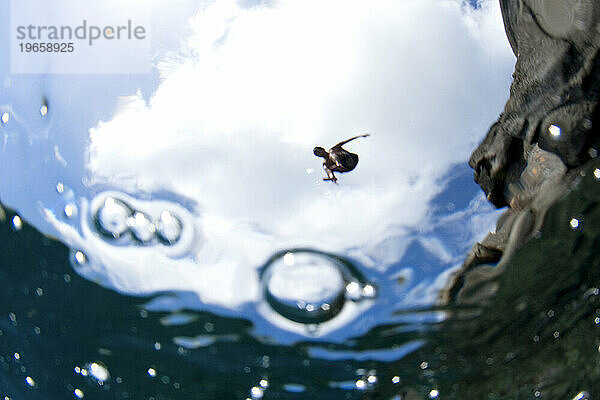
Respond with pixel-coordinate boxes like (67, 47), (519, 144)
(1, 0), (511, 346)
(1, 162), (598, 398)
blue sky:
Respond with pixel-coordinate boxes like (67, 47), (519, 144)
(0, 0), (515, 341)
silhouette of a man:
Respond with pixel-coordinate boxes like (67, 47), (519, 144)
(313, 134), (369, 183)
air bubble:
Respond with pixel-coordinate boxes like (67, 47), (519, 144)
(1, 112), (9, 124)
(345, 281), (362, 300)
(96, 197), (132, 239)
(250, 386), (264, 399)
(64, 203), (77, 218)
(362, 284), (376, 298)
(86, 362), (110, 383)
(25, 376), (35, 387)
(156, 211), (182, 245)
(263, 252), (346, 324)
(573, 391), (591, 400)
(74, 388), (84, 398)
(11, 215), (23, 231)
(355, 379), (366, 390)
(548, 124), (561, 138)
(127, 212), (155, 243)
(74, 251), (88, 265)
(570, 218), (580, 230)
(593, 169), (600, 180)
(40, 104), (48, 117)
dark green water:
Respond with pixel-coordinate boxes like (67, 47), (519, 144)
(1, 158), (599, 400)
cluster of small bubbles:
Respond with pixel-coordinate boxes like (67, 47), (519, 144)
(1, 112), (9, 124)
(355, 369), (377, 391)
(429, 389), (440, 398)
(74, 388), (84, 399)
(94, 196), (183, 246)
(548, 124), (562, 138)
(11, 215), (23, 231)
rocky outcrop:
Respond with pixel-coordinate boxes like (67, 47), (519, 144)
(441, 0), (600, 304)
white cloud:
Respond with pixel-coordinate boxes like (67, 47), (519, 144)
(86, 0), (513, 249)
(4, 0), (515, 336)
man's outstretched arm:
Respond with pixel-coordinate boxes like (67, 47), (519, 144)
(332, 134), (370, 149)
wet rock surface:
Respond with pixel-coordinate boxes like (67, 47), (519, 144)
(442, 0), (600, 304)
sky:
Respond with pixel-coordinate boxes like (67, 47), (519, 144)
(0, 0), (516, 340)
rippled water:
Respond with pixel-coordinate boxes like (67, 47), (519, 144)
(1, 0), (598, 399)
(2, 161), (599, 399)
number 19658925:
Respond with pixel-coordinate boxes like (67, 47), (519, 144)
(19, 42), (74, 52)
